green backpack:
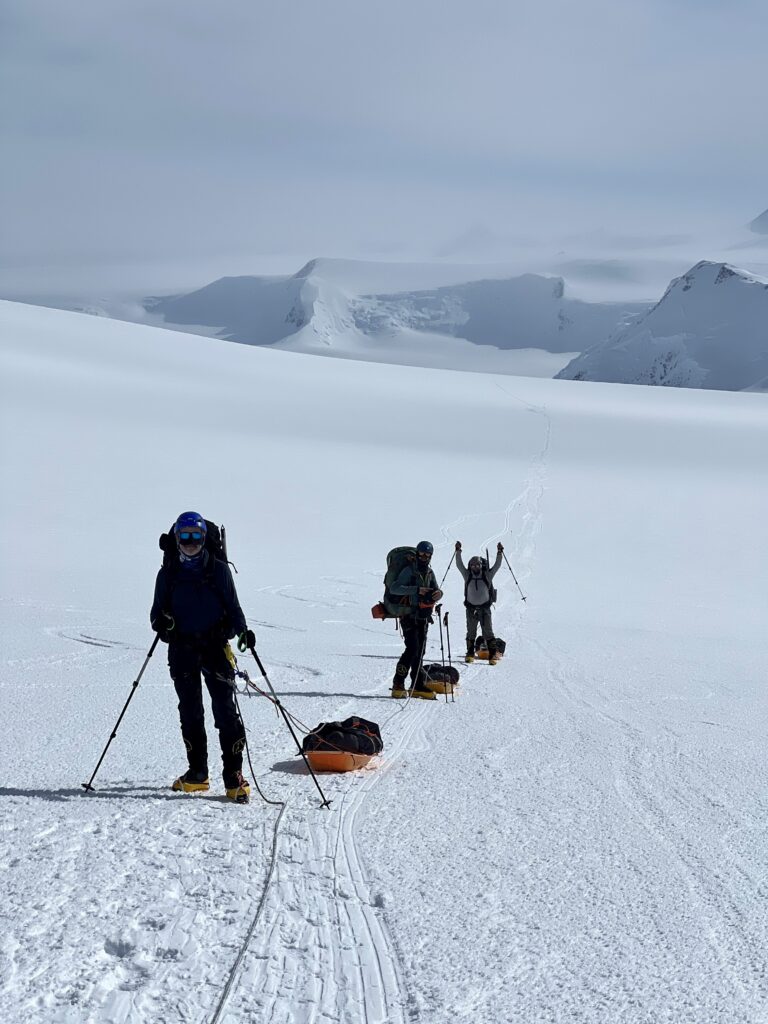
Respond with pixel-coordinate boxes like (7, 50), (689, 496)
(377, 546), (417, 619)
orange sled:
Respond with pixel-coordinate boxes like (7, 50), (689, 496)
(305, 751), (375, 773)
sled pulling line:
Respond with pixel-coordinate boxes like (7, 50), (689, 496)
(208, 801), (288, 1024)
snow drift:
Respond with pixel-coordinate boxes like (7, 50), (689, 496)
(557, 261), (768, 391)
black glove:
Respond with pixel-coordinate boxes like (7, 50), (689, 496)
(455, 541), (462, 551)
(497, 542), (504, 553)
(237, 628), (256, 652)
(152, 612), (175, 642)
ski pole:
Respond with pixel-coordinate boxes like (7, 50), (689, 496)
(436, 604), (449, 703)
(247, 644), (331, 810)
(82, 634), (161, 792)
(436, 604), (445, 665)
(502, 550), (527, 602)
(439, 550), (456, 586)
(414, 618), (430, 693)
(443, 610), (455, 702)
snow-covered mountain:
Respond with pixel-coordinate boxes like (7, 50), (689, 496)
(557, 261), (768, 391)
(144, 257), (647, 378)
(748, 208), (768, 234)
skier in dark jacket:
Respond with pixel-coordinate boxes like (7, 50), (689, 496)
(150, 511), (255, 802)
(389, 540), (442, 699)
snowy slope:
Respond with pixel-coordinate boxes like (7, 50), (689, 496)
(557, 261), (768, 391)
(144, 258), (646, 378)
(2, 301), (768, 1024)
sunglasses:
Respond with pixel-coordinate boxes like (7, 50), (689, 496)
(178, 530), (204, 543)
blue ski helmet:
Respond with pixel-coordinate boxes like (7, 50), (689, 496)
(416, 540), (434, 561)
(174, 511), (207, 536)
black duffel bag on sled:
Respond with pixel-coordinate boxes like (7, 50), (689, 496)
(422, 663), (461, 693)
(475, 637), (506, 658)
(301, 717), (383, 773)
(423, 663), (460, 685)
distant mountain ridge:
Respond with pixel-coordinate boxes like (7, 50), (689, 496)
(144, 258), (647, 370)
(557, 261), (768, 392)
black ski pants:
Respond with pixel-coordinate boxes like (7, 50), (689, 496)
(394, 615), (429, 686)
(168, 639), (245, 778)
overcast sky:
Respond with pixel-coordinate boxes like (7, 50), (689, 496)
(1, 0), (766, 296)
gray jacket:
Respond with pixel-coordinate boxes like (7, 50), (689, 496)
(457, 550), (502, 607)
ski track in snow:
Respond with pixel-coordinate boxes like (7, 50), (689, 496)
(216, 705), (429, 1024)
(204, 392), (551, 1023)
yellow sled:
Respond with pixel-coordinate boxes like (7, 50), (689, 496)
(475, 638), (506, 661)
(424, 678), (459, 694)
(305, 751), (375, 773)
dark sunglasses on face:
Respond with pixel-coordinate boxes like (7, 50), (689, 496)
(178, 530), (204, 543)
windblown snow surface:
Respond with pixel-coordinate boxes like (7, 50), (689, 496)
(1, 300), (767, 1024)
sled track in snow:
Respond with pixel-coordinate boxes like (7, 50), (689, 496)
(212, 699), (430, 1024)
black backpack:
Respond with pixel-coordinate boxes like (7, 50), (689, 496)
(475, 637), (506, 655)
(159, 519), (226, 568)
(301, 717), (384, 756)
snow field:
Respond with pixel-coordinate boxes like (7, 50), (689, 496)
(1, 300), (767, 1023)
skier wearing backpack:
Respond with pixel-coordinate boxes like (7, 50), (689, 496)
(455, 541), (503, 664)
(389, 540), (443, 699)
(150, 511), (255, 803)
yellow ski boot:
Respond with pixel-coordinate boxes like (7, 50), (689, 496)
(224, 771), (251, 804)
(172, 769), (210, 793)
